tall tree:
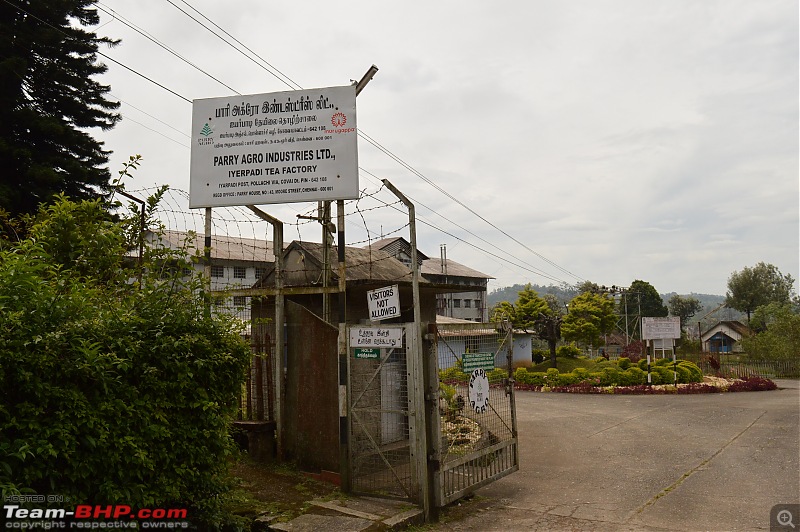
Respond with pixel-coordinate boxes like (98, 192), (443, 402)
(620, 279), (667, 339)
(668, 295), (703, 331)
(562, 292), (616, 349)
(0, 0), (120, 216)
(725, 262), (796, 321)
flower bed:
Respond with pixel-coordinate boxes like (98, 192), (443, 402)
(513, 375), (777, 394)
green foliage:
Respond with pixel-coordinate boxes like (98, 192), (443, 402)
(0, 0), (120, 216)
(617, 357), (631, 370)
(726, 262), (796, 321)
(742, 303), (800, 360)
(628, 280), (669, 317)
(0, 197), (250, 524)
(668, 295), (703, 330)
(562, 292), (616, 347)
(439, 365), (469, 383)
(620, 367), (646, 386)
(514, 357), (702, 388)
(556, 343), (582, 358)
(531, 349), (548, 364)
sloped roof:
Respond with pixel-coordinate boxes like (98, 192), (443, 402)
(253, 240), (429, 287)
(700, 320), (752, 341)
(367, 237), (430, 261)
(145, 230), (274, 262)
(421, 258), (493, 279)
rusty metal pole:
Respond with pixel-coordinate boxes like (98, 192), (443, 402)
(247, 205), (284, 459)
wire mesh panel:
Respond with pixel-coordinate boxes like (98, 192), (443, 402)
(434, 322), (519, 506)
(348, 326), (419, 500)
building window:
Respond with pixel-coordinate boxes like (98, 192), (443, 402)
(453, 299), (461, 308)
(233, 296), (248, 307)
(233, 266), (247, 279)
(475, 300), (481, 309)
(255, 267), (267, 279)
(464, 299), (471, 308)
(211, 265), (224, 278)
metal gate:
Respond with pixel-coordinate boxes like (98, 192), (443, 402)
(433, 321), (519, 506)
(347, 324), (422, 501)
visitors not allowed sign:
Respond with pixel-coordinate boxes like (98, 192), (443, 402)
(189, 85), (358, 208)
(367, 285), (400, 322)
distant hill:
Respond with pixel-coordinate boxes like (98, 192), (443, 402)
(487, 283), (576, 307)
(488, 285), (746, 326)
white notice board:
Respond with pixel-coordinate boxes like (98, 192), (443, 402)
(642, 317), (681, 339)
(349, 327), (403, 348)
(189, 85), (358, 208)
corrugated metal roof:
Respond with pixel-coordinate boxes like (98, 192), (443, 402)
(421, 258), (492, 279)
(145, 230), (274, 262)
(253, 240), (430, 287)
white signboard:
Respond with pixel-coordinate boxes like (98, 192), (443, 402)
(189, 85), (358, 208)
(468, 369), (490, 414)
(642, 317), (681, 340)
(349, 327), (403, 348)
(367, 285), (400, 322)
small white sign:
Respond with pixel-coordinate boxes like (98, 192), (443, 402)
(642, 317), (681, 339)
(367, 284), (400, 322)
(350, 327), (403, 348)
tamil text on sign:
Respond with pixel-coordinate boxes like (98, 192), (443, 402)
(189, 85), (358, 208)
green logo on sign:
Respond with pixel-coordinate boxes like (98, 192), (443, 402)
(200, 123), (213, 137)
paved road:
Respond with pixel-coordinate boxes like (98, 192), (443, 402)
(434, 380), (800, 531)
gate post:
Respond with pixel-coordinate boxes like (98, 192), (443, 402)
(425, 323), (443, 512)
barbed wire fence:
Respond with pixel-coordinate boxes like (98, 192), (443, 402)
(129, 185), (416, 422)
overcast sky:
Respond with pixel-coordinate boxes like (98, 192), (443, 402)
(92, 0), (799, 296)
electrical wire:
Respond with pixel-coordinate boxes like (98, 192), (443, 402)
(6, 0), (582, 287)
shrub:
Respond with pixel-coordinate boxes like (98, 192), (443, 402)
(440, 365), (469, 383)
(727, 377), (778, 392)
(617, 357), (631, 370)
(487, 367), (509, 383)
(678, 361), (703, 383)
(0, 198), (250, 524)
(620, 367), (646, 386)
(557, 343), (582, 358)
(531, 349), (548, 364)
(573, 367), (590, 380)
(654, 366), (675, 384)
(556, 372), (582, 386)
(598, 367), (620, 386)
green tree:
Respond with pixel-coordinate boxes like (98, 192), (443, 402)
(725, 262), (796, 322)
(562, 292), (616, 350)
(0, 196), (249, 526)
(0, 0), (120, 216)
(491, 285), (563, 368)
(668, 295), (703, 331)
(620, 280), (667, 339)
(741, 303), (800, 360)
